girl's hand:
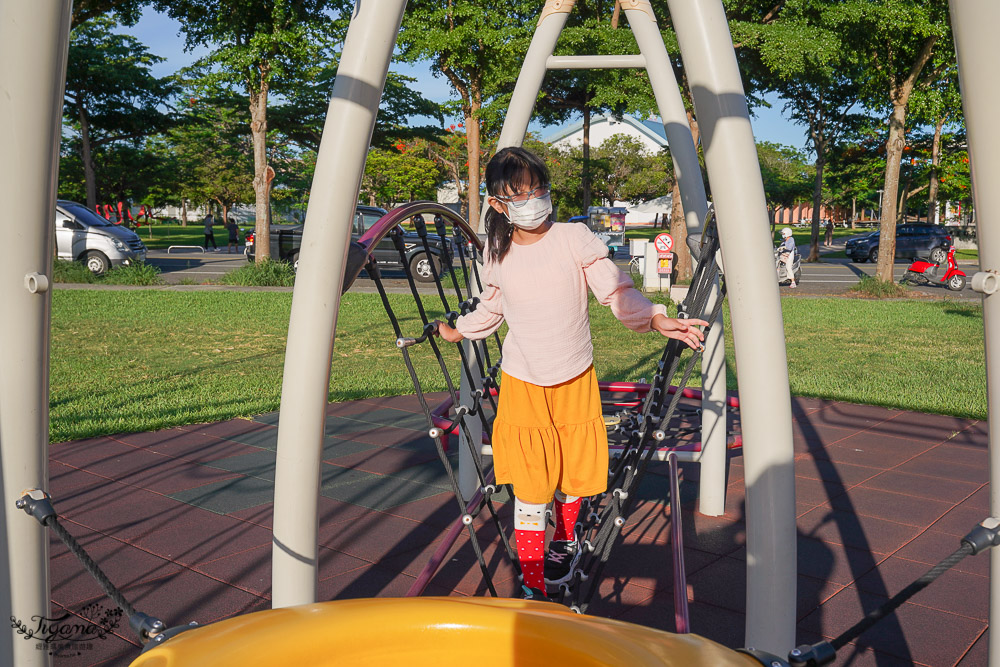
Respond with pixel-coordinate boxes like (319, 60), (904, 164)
(435, 320), (464, 343)
(651, 314), (709, 350)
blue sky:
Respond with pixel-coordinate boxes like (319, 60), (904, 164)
(122, 8), (807, 152)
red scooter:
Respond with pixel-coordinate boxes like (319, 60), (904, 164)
(901, 246), (967, 291)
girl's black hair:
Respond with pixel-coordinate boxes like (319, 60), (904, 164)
(483, 146), (550, 263)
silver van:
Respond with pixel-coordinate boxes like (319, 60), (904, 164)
(55, 200), (146, 274)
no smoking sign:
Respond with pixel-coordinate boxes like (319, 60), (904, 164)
(654, 233), (674, 255)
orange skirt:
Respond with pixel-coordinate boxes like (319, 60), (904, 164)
(492, 366), (609, 504)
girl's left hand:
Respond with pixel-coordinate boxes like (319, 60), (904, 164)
(651, 314), (709, 350)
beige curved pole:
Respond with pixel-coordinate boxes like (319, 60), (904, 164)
(0, 2), (72, 665)
(665, 0), (797, 654)
(948, 2), (1000, 664)
(271, 0), (408, 608)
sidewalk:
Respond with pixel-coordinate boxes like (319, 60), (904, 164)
(45, 394), (988, 666)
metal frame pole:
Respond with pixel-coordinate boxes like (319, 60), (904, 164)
(270, 0), (407, 608)
(666, 0), (797, 654)
(0, 2), (72, 664)
(948, 3), (1000, 664)
(624, 0), (727, 518)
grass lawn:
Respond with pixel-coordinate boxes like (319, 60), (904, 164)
(49, 290), (986, 442)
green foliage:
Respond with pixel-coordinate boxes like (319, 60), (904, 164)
(52, 259), (163, 285)
(850, 275), (908, 298)
(158, 89), (255, 214)
(270, 63), (445, 154)
(155, 0), (344, 98)
(220, 259), (296, 287)
(62, 16), (178, 205)
(52, 260), (98, 284)
(524, 136), (674, 218)
(590, 135), (673, 204)
(361, 145), (441, 208)
(71, 0), (143, 29)
(398, 1), (539, 219)
(102, 261), (164, 286)
(757, 141), (813, 207)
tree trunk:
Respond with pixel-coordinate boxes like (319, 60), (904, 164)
(807, 154), (825, 262)
(250, 80), (271, 261)
(668, 107), (700, 281)
(928, 115), (944, 223)
(668, 178), (691, 281)
(876, 35), (936, 282)
(465, 97), (482, 230)
(78, 106), (97, 210)
(582, 106), (592, 211)
(875, 102), (908, 282)
(851, 196), (856, 229)
(216, 197), (230, 227)
(181, 199), (188, 227)
(897, 180), (911, 224)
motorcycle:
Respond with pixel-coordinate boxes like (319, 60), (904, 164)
(901, 246), (967, 292)
(775, 246), (801, 286)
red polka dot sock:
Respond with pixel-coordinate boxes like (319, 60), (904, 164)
(553, 495), (581, 542)
(515, 528), (546, 591)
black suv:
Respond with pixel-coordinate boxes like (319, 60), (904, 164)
(245, 205), (453, 282)
(845, 224), (953, 264)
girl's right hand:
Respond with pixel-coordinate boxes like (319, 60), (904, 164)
(435, 320), (464, 343)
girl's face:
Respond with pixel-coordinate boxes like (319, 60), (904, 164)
(487, 177), (549, 217)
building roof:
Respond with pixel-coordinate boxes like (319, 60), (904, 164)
(543, 114), (668, 148)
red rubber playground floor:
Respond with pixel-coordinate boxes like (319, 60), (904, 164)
(45, 394), (988, 666)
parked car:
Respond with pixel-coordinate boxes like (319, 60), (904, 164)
(244, 205), (453, 282)
(55, 200), (147, 275)
(845, 224), (953, 264)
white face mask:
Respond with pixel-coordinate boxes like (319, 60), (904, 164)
(503, 193), (552, 230)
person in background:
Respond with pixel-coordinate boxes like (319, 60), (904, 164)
(203, 211), (219, 251)
(226, 217), (240, 254)
(778, 227), (797, 288)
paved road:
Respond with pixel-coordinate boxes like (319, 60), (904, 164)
(145, 247), (447, 294)
(145, 247), (249, 283)
(146, 245), (981, 300)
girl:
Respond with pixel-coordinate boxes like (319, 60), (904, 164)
(437, 147), (707, 600)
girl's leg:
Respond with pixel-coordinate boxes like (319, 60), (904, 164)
(552, 490), (581, 542)
(513, 496), (547, 592)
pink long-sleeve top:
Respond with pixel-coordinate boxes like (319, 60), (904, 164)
(455, 222), (668, 386)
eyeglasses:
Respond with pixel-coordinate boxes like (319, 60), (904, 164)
(493, 184), (550, 208)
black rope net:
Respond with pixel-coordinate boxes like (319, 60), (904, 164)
(362, 203), (730, 612)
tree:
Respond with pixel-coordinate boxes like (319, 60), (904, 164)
(824, 137), (886, 227)
(156, 0), (345, 260)
(831, 0), (952, 281)
(908, 66), (963, 223)
(524, 137), (585, 219)
(398, 0), (537, 229)
(269, 65), (445, 154)
(360, 144), (440, 208)
(590, 134), (672, 205)
(741, 0), (864, 260)
(757, 141), (813, 222)
(63, 17), (177, 209)
(779, 74), (862, 260)
(71, 0), (142, 29)
(535, 5), (657, 210)
(422, 124), (495, 221)
(158, 91), (255, 225)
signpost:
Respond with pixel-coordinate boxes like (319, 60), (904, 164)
(654, 232), (674, 276)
